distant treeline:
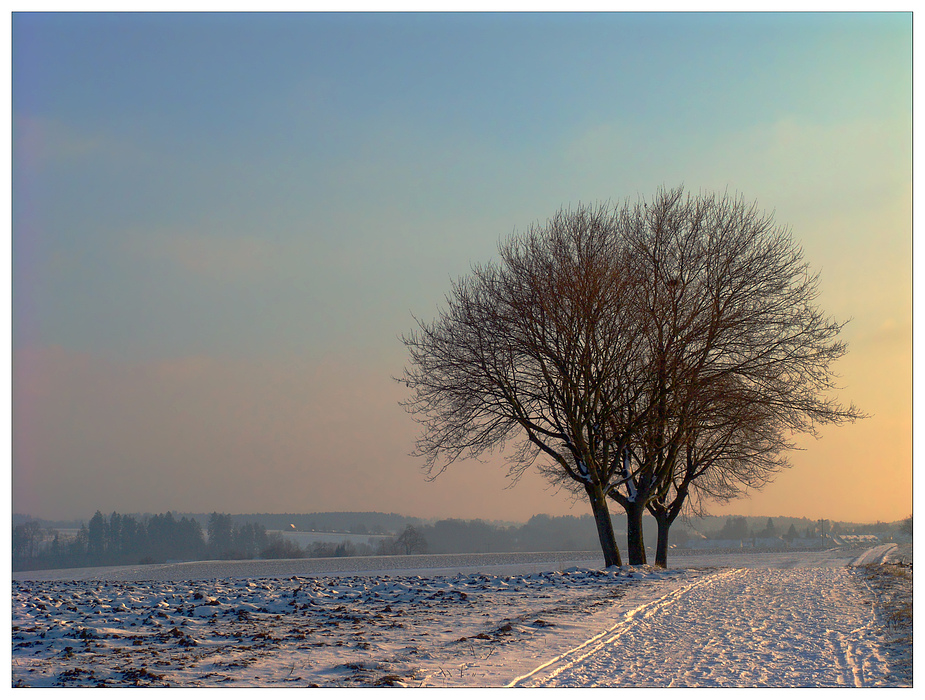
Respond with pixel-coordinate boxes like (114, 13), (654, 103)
(405, 514), (908, 556)
(12, 511), (632, 571)
(11, 511), (302, 572)
(11, 511), (671, 571)
(417, 514), (626, 554)
(701, 515), (913, 542)
(12, 510), (909, 572)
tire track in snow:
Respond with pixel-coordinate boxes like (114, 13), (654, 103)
(506, 568), (741, 687)
(511, 565), (893, 687)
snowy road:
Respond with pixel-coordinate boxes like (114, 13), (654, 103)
(511, 545), (906, 688)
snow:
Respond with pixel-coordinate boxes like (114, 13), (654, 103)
(11, 545), (912, 687)
(622, 451), (638, 502)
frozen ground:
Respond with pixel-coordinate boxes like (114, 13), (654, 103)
(11, 545), (912, 687)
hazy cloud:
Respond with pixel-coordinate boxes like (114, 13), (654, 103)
(14, 115), (103, 165)
(13, 115), (148, 172)
(124, 228), (278, 282)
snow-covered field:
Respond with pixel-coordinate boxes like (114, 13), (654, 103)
(11, 545), (912, 687)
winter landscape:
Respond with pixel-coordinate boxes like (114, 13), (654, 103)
(12, 13), (911, 692)
(12, 542), (912, 688)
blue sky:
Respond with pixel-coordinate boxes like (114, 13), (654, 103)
(12, 12), (912, 523)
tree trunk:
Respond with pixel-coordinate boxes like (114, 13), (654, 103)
(654, 509), (671, 568)
(586, 484), (622, 567)
(625, 501), (647, 565)
(649, 481), (689, 568)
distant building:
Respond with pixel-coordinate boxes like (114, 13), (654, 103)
(687, 536), (807, 550)
(834, 534), (882, 546)
(688, 538), (751, 550)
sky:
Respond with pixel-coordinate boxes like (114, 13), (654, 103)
(10, 11), (913, 525)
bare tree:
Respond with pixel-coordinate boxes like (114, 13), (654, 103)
(395, 525), (428, 555)
(400, 204), (651, 567)
(400, 187), (862, 569)
(606, 187), (863, 565)
(646, 374), (792, 566)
